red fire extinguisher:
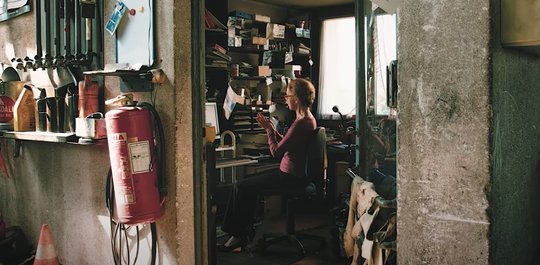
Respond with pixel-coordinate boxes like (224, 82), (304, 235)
(105, 97), (165, 225)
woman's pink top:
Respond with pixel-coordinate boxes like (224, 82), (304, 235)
(266, 116), (317, 178)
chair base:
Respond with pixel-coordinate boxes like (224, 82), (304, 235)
(259, 232), (326, 258)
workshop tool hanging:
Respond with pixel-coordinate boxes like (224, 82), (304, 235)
(105, 94), (165, 265)
(35, 88), (47, 132)
(33, 0), (43, 69)
(81, 0), (96, 66)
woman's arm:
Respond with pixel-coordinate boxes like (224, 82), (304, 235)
(266, 120), (305, 159)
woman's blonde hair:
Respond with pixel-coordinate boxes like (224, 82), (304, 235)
(289, 78), (315, 107)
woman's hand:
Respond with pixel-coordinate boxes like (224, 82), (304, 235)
(256, 113), (274, 131)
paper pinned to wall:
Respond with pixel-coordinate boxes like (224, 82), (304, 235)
(223, 86), (237, 120)
(115, 0), (155, 66)
(372, 0), (401, 14)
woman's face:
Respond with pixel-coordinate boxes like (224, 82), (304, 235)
(285, 86), (298, 110)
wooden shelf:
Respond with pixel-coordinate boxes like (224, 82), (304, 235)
(205, 28), (227, 34)
(1, 131), (107, 157)
(2, 131), (78, 143)
(228, 47), (265, 54)
(205, 65), (229, 70)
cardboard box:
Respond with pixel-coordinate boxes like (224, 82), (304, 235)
(266, 23), (285, 39)
(295, 28), (304, 37)
(254, 14), (271, 23)
(252, 36), (268, 45)
(228, 36), (242, 47)
(302, 29), (311, 38)
(255, 66), (271, 76)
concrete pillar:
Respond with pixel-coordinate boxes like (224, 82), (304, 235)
(397, 1), (491, 264)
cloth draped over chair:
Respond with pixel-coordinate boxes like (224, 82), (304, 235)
(344, 176), (395, 265)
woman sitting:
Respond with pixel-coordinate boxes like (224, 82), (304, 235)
(220, 78), (317, 251)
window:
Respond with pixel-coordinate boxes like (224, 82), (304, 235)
(317, 14), (397, 118)
(318, 17), (357, 118)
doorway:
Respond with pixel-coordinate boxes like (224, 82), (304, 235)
(192, 0), (398, 264)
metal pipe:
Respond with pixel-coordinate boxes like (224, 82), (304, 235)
(355, 0), (369, 178)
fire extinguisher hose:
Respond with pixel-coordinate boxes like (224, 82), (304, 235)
(137, 102), (167, 198)
(106, 168), (158, 265)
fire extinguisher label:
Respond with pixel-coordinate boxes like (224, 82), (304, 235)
(109, 132), (137, 204)
(128, 141), (151, 174)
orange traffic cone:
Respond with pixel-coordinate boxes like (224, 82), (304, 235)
(34, 224), (60, 265)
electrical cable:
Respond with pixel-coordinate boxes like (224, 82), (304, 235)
(137, 102), (167, 197)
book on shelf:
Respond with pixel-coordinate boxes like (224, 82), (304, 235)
(211, 50), (232, 61)
(208, 43), (227, 54)
(206, 43), (231, 62)
(205, 8), (227, 30)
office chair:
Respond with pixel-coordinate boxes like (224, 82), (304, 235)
(259, 127), (327, 258)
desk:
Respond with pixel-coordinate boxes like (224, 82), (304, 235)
(216, 157), (258, 169)
(326, 141), (355, 201)
(215, 156), (259, 183)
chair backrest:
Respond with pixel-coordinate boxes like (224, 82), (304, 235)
(305, 127), (328, 194)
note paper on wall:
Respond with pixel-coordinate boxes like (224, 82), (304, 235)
(115, 0), (155, 66)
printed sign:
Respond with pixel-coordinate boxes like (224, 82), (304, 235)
(0, 96), (15, 123)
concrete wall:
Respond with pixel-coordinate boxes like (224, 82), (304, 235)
(0, 0), (195, 264)
(490, 0), (540, 264)
(397, 1), (491, 264)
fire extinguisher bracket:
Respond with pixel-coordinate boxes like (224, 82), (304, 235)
(118, 72), (153, 92)
(83, 68), (154, 93)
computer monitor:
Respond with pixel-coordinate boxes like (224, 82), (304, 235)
(205, 102), (221, 139)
